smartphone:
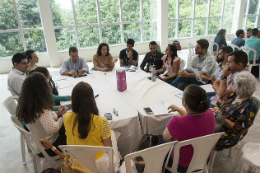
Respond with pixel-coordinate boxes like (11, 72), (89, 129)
(104, 113), (112, 120)
(144, 107), (153, 114)
(147, 76), (152, 80)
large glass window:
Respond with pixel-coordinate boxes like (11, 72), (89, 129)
(243, 0), (259, 30)
(178, 20), (192, 37)
(123, 23), (141, 43)
(210, 0), (222, 17)
(99, 0), (120, 23)
(122, 0), (140, 22)
(195, 0), (208, 18)
(179, 0), (193, 18)
(0, 0), (46, 58)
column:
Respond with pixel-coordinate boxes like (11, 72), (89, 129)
(157, 0), (169, 51)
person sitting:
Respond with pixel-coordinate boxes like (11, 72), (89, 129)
(246, 28), (252, 38)
(25, 50), (39, 74)
(93, 43), (115, 71)
(119, 38), (138, 67)
(170, 39), (216, 91)
(16, 72), (68, 157)
(156, 44), (181, 84)
(210, 51), (249, 107)
(140, 41), (164, 72)
(163, 84), (215, 173)
(231, 29), (245, 48)
(30, 67), (71, 110)
(8, 53), (28, 96)
(60, 47), (89, 76)
(214, 29), (227, 51)
(200, 46), (233, 85)
(245, 28), (260, 78)
(63, 82), (120, 172)
(212, 71), (258, 151)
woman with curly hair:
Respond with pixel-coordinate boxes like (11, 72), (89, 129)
(63, 81), (120, 172)
(93, 43), (115, 71)
(29, 67), (71, 110)
(17, 72), (67, 156)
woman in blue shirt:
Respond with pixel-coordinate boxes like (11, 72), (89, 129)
(214, 29), (227, 51)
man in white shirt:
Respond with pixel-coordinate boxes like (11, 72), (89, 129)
(8, 53), (28, 95)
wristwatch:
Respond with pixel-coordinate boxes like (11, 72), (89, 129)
(220, 75), (227, 80)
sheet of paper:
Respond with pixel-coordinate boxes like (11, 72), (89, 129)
(175, 93), (183, 99)
(200, 84), (215, 93)
(58, 83), (73, 89)
(190, 67), (206, 84)
(56, 76), (67, 81)
(149, 101), (171, 116)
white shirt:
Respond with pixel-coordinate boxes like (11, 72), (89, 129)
(7, 68), (27, 95)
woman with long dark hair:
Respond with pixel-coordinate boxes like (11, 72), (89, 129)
(214, 29), (227, 51)
(25, 50), (39, 72)
(63, 82), (120, 172)
(93, 43), (115, 71)
(156, 44), (181, 84)
(163, 84), (215, 173)
(17, 72), (67, 156)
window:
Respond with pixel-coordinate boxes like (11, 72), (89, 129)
(168, 0), (176, 39)
(0, 0), (46, 58)
(222, 0), (235, 33)
(243, 0), (259, 30)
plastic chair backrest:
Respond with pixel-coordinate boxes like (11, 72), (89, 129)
(3, 96), (19, 115)
(228, 44), (241, 51)
(169, 132), (224, 173)
(8, 87), (19, 96)
(124, 141), (177, 173)
(59, 145), (114, 173)
(180, 59), (186, 70)
(241, 46), (257, 64)
(208, 41), (219, 55)
(10, 115), (53, 159)
(252, 95), (260, 111)
(187, 42), (195, 55)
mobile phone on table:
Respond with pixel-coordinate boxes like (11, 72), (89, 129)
(104, 113), (112, 120)
(144, 107), (153, 114)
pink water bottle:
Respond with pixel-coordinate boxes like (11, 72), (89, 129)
(116, 69), (127, 92)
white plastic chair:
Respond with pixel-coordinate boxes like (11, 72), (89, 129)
(3, 96), (19, 115)
(180, 59), (186, 70)
(122, 141), (176, 173)
(205, 36), (214, 42)
(59, 145), (115, 173)
(227, 44), (241, 51)
(187, 42), (195, 66)
(8, 87), (19, 96)
(166, 132), (224, 173)
(241, 46), (260, 73)
(208, 41), (219, 56)
(10, 115), (61, 173)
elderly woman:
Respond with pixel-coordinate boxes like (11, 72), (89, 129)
(212, 71), (258, 151)
(93, 43), (114, 71)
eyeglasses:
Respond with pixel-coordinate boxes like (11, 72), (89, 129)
(48, 75), (52, 79)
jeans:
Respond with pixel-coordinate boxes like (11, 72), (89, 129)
(207, 92), (216, 108)
(170, 69), (205, 91)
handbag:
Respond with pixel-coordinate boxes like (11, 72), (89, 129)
(214, 113), (226, 132)
(132, 134), (161, 173)
(41, 139), (92, 173)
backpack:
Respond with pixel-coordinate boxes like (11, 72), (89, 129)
(42, 168), (60, 173)
(173, 40), (181, 50)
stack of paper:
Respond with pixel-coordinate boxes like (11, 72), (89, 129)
(149, 101), (171, 116)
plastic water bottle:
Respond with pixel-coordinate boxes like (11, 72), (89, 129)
(151, 65), (156, 82)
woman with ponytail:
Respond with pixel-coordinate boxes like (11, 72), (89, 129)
(156, 44), (181, 84)
(163, 84), (215, 173)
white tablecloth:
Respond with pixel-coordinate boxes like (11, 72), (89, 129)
(57, 71), (142, 157)
(103, 69), (184, 135)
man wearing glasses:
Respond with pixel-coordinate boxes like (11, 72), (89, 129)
(8, 53), (28, 95)
(140, 41), (164, 72)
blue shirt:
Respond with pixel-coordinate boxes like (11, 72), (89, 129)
(8, 68), (27, 95)
(60, 56), (89, 75)
(119, 48), (138, 66)
(214, 35), (227, 51)
(245, 36), (260, 61)
(231, 38), (245, 47)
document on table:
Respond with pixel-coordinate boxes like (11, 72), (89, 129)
(149, 101), (171, 116)
(200, 84), (215, 93)
(175, 93), (183, 99)
(190, 67), (206, 84)
(58, 83), (73, 89)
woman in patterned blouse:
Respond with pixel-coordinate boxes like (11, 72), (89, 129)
(212, 71), (258, 151)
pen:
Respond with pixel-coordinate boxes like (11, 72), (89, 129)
(95, 94), (99, 98)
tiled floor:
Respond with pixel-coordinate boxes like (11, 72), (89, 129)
(0, 49), (260, 173)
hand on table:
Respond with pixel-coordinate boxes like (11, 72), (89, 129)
(70, 70), (77, 76)
(168, 104), (180, 113)
(101, 67), (109, 71)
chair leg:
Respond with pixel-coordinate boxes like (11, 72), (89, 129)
(208, 151), (216, 173)
(228, 147), (233, 157)
(20, 134), (26, 165)
(32, 155), (38, 173)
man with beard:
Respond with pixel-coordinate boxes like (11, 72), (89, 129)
(200, 46), (233, 84)
(209, 50), (249, 107)
(170, 39), (216, 91)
